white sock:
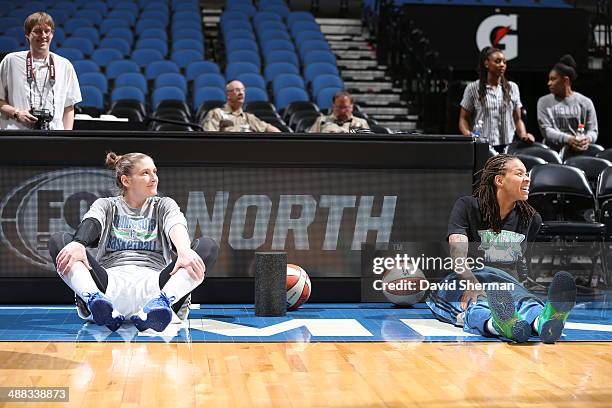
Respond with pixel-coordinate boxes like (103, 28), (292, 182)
(59, 262), (100, 301)
(161, 268), (203, 305)
(486, 318), (499, 335)
(532, 316), (540, 334)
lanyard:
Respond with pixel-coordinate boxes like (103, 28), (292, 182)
(26, 51), (55, 111)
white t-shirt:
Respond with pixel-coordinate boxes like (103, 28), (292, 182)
(0, 50), (82, 130)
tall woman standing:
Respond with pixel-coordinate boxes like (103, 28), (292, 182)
(459, 46), (534, 151)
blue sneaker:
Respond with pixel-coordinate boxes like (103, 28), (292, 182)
(85, 292), (124, 332)
(537, 271), (576, 344)
(130, 292), (176, 332)
(486, 289), (531, 343)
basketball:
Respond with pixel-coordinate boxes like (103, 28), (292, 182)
(286, 263), (311, 310)
(381, 263), (428, 306)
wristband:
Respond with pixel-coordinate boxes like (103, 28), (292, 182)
(13, 109), (19, 120)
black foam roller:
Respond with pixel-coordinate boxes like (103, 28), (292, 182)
(254, 252), (287, 317)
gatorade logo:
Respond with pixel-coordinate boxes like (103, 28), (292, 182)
(476, 14), (518, 61)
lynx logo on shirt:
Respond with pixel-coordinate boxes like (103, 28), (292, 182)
(107, 214), (159, 251)
(477, 229), (524, 263)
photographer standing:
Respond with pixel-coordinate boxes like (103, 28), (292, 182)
(0, 12), (81, 130)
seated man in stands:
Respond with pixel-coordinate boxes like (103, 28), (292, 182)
(201, 80), (280, 132)
(308, 91), (369, 133)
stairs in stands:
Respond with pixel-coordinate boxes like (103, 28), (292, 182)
(318, 18), (418, 132)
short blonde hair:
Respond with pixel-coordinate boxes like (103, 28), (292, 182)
(24, 12), (55, 35)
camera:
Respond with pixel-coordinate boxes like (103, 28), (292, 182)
(30, 108), (52, 130)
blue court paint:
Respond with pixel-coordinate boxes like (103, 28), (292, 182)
(0, 302), (610, 343)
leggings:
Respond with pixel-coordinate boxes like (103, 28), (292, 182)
(48, 232), (219, 313)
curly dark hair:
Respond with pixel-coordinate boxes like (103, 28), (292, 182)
(474, 154), (535, 233)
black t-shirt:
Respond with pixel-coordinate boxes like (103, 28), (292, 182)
(447, 196), (542, 271)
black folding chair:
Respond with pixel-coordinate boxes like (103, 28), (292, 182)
(528, 164), (607, 286)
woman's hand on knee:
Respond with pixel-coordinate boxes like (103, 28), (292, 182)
(172, 248), (206, 281)
(56, 241), (91, 275)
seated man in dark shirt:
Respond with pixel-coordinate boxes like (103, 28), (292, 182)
(426, 154), (576, 343)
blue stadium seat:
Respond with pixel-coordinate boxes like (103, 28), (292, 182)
(227, 50), (261, 68)
(226, 3), (257, 17)
(275, 87), (310, 111)
(290, 21), (321, 38)
(173, 11), (199, 23)
(226, 62), (260, 82)
(0, 37), (21, 53)
(131, 48), (164, 67)
(173, 28), (204, 41)
(258, 29), (291, 43)
(193, 87), (226, 111)
(74, 10), (103, 27)
(173, 39), (204, 55)
(194, 73), (226, 92)
(298, 40), (332, 60)
(171, 19), (202, 32)
(106, 60), (141, 80)
(316, 87), (342, 110)
(304, 63), (339, 84)
(2, 28), (26, 49)
(52, 27), (66, 48)
(303, 50), (337, 66)
(223, 29), (256, 42)
(99, 38), (131, 57)
(136, 19), (167, 35)
(145, 60), (180, 80)
(83, 1), (109, 15)
(55, 47), (85, 61)
(112, 3), (140, 18)
(105, 28), (134, 46)
(256, 21), (287, 35)
(260, 4), (291, 19)
(272, 73), (305, 97)
(91, 48), (124, 69)
(100, 19), (128, 36)
(61, 37), (94, 57)
(287, 12), (316, 28)
(0, 18), (23, 33)
(311, 74), (344, 100)
(73, 60), (101, 76)
(236, 73), (266, 91)
(155, 73), (187, 94)
(47, 9), (70, 25)
(226, 39), (258, 53)
(72, 27), (100, 47)
(171, 49), (203, 69)
(135, 38), (168, 57)
(64, 19), (93, 36)
(262, 39), (295, 55)
(152, 86), (186, 108)
(294, 30), (325, 47)
(244, 87), (269, 104)
(186, 61), (221, 80)
(79, 72), (108, 94)
(79, 85), (104, 110)
(53, 2), (78, 15)
(111, 86), (145, 103)
(115, 72), (148, 95)
(141, 11), (170, 25)
(264, 62), (299, 83)
(8, 9), (31, 22)
(139, 28), (168, 42)
(173, 2), (199, 13)
(106, 11), (137, 27)
(265, 50), (299, 67)
(253, 12), (282, 29)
